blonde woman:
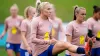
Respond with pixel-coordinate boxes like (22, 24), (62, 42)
(0, 4), (23, 56)
(49, 5), (64, 40)
(20, 6), (36, 56)
(30, 2), (88, 56)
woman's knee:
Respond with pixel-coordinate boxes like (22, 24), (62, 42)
(7, 50), (14, 56)
(55, 41), (69, 49)
(52, 41), (70, 55)
(15, 53), (20, 56)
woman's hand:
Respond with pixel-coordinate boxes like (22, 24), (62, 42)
(26, 46), (32, 54)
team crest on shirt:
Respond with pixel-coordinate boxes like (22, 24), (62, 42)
(82, 27), (88, 34)
(53, 22), (58, 28)
(75, 27), (79, 33)
(16, 21), (20, 26)
(93, 25), (96, 29)
(49, 25), (52, 31)
(49, 24), (56, 37)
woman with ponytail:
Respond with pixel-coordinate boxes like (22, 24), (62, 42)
(49, 4), (64, 40)
(65, 5), (89, 56)
(30, 2), (89, 56)
(20, 6), (36, 56)
(87, 5), (100, 56)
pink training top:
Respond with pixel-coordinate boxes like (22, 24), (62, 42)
(49, 17), (64, 40)
(20, 19), (32, 50)
(87, 17), (100, 48)
(66, 21), (88, 56)
(66, 21), (88, 47)
(30, 17), (53, 56)
(5, 15), (23, 44)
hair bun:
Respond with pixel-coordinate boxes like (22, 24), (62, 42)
(93, 5), (98, 9)
(74, 5), (78, 10)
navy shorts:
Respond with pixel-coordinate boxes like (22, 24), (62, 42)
(6, 42), (20, 53)
(91, 47), (100, 56)
(38, 45), (58, 56)
(20, 48), (32, 56)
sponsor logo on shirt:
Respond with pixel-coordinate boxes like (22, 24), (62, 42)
(80, 35), (85, 45)
(44, 32), (49, 40)
(97, 31), (100, 38)
(11, 27), (17, 34)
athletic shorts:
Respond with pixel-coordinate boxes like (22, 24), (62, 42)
(38, 45), (58, 56)
(91, 47), (100, 56)
(20, 48), (32, 56)
(6, 42), (20, 53)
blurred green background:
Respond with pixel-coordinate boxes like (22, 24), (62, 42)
(0, 0), (99, 56)
(0, 0), (99, 23)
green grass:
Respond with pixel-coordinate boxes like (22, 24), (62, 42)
(0, 47), (7, 56)
(0, 0), (100, 23)
(0, 47), (65, 56)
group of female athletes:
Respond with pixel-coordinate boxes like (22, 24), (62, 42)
(0, 0), (100, 56)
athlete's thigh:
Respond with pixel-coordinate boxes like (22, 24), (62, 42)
(52, 41), (70, 55)
(7, 49), (14, 56)
(6, 42), (14, 56)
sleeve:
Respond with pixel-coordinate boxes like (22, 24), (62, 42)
(0, 18), (8, 38)
(30, 19), (49, 45)
(57, 19), (66, 41)
(4, 19), (8, 31)
(58, 19), (64, 32)
(87, 20), (93, 30)
(87, 20), (94, 37)
(19, 16), (24, 24)
(66, 23), (73, 36)
(21, 20), (27, 32)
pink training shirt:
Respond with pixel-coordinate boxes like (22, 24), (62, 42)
(20, 19), (32, 50)
(66, 21), (88, 46)
(5, 15), (23, 44)
(49, 17), (64, 40)
(30, 17), (53, 56)
(87, 17), (100, 48)
(66, 21), (88, 56)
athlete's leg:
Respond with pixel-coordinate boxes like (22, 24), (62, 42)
(52, 41), (85, 55)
